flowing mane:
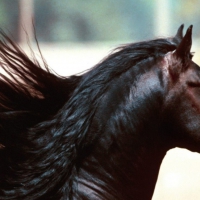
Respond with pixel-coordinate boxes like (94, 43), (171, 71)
(1, 25), (200, 200)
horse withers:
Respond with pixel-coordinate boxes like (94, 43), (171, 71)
(0, 25), (200, 200)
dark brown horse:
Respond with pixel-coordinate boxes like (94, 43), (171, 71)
(0, 25), (200, 200)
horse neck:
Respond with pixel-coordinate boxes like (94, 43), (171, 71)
(77, 136), (167, 200)
(75, 64), (170, 200)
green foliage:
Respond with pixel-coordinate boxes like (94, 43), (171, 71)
(0, 0), (19, 40)
(1, 0), (200, 42)
(33, 0), (157, 42)
(34, 0), (129, 42)
(169, 0), (200, 38)
(0, 1), (8, 27)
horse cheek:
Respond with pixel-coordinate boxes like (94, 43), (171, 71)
(163, 87), (200, 148)
(171, 87), (200, 151)
(184, 87), (200, 136)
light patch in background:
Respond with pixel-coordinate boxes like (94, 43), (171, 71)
(163, 172), (181, 188)
(153, 148), (200, 200)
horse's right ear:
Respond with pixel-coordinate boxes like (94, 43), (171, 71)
(167, 25), (193, 81)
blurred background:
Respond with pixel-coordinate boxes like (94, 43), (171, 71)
(1, 0), (200, 199)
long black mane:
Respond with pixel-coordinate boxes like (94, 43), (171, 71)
(0, 33), (178, 199)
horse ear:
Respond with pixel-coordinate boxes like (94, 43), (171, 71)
(174, 25), (193, 58)
(172, 24), (184, 44)
(167, 25), (193, 81)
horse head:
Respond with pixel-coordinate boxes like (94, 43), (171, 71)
(162, 25), (200, 152)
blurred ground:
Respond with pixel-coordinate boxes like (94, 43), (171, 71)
(25, 42), (200, 200)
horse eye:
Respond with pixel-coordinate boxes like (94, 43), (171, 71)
(187, 81), (200, 88)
